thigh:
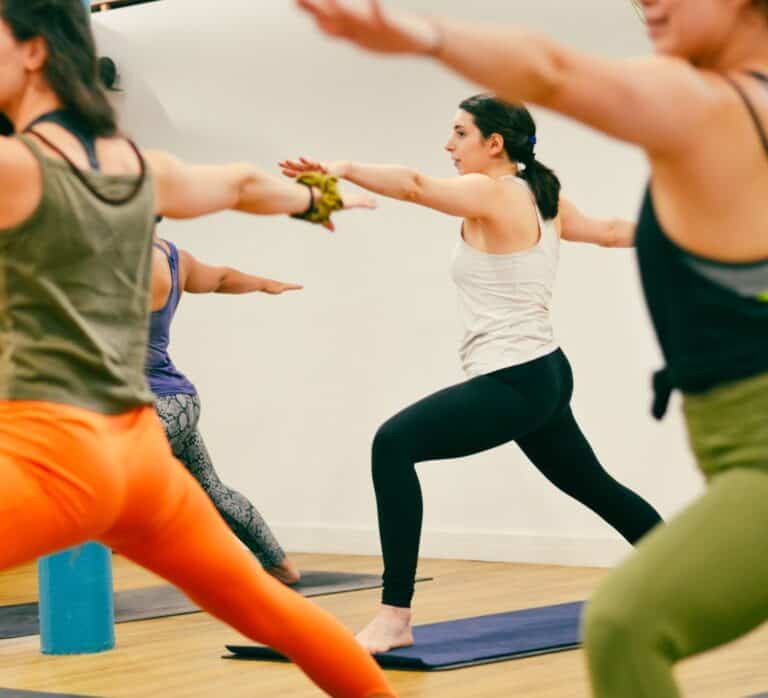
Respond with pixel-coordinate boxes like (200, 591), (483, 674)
(178, 427), (224, 490)
(380, 373), (554, 464)
(517, 405), (603, 484)
(0, 402), (120, 568)
(103, 406), (205, 548)
(154, 393), (198, 455)
(589, 467), (768, 659)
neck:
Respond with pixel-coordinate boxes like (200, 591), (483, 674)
(484, 160), (518, 179)
(699, 11), (768, 73)
(5, 82), (62, 133)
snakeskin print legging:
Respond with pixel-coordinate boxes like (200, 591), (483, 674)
(155, 393), (286, 568)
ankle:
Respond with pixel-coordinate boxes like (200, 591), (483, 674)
(379, 604), (412, 621)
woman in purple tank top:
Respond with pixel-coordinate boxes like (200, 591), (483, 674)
(148, 232), (303, 584)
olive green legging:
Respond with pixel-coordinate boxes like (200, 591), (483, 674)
(584, 371), (768, 698)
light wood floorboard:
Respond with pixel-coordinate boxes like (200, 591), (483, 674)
(0, 553), (766, 697)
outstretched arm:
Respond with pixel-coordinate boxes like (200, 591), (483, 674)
(280, 157), (504, 219)
(296, 0), (722, 154)
(145, 150), (375, 228)
(559, 197), (635, 248)
(180, 249), (303, 295)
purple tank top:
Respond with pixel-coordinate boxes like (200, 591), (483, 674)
(146, 240), (197, 397)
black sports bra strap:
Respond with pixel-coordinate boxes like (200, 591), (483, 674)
(25, 128), (148, 207)
(724, 74), (768, 160)
(746, 70), (768, 86)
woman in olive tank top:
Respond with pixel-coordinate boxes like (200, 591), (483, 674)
(0, 3), (392, 698)
(297, 1), (768, 696)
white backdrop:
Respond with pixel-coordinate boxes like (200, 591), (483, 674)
(92, 0), (703, 568)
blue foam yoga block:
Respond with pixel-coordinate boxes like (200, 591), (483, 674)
(38, 543), (115, 655)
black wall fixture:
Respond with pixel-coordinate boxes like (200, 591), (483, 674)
(91, 0), (162, 11)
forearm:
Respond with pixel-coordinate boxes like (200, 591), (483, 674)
(341, 162), (422, 202)
(235, 167), (314, 216)
(217, 269), (271, 293)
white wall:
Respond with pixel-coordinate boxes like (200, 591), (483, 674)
(93, 0), (704, 568)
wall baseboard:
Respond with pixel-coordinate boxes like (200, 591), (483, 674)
(271, 524), (631, 568)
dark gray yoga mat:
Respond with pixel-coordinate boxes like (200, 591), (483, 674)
(0, 571), (430, 641)
(226, 600), (584, 671)
(0, 691), (102, 698)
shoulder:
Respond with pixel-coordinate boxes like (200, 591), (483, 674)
(457, 173), (529, 203)
(176, 247), (197, 284)
(0, 136), (40, 174)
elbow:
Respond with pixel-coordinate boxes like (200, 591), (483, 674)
(234, 165), (266, 209)
(402, 171), (425, 204)
(530, 38), (573, 106)
(214, 268), (234, 293)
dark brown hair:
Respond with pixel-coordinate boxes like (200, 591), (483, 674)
(2, 0), (117, 136)
(459, 94), (561, 220)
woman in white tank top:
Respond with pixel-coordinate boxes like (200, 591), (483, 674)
(281, 95), (661, 653)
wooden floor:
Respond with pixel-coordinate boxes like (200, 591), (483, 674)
(0, 553), (766, 697)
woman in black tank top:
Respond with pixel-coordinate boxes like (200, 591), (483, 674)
(297, 1), (768, 696)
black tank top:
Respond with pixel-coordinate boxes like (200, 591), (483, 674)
(636, 71), (768, 419)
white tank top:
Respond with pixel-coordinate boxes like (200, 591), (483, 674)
(449, 178), (559, 377)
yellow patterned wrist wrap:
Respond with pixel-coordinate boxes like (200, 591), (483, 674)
(292, 172), (344, 225)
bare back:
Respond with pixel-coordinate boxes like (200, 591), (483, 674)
(651, 69), (768, 262)
(0, 125), (143, 230)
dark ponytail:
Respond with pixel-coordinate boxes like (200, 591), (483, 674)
(2, 0), (118, 136)
(459, 94), (561, 220)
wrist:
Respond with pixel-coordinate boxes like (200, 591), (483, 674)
(422, 18), (444, 57)
(334, 160), (352, 179)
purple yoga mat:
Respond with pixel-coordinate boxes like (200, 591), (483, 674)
(226, 600), (584, 671)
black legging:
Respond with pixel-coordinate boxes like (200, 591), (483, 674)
(372, 349), (663, 608)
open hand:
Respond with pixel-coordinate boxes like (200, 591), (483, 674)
(280, 157), (339, 178)
(263, 280), (305, 295)
(295, 0), (440, 56)
(279, 157), (377, 233)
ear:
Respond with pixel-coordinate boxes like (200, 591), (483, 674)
(23, 36), (48, 73)
(488, 133), (505, 157)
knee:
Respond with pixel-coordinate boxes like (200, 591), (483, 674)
(372, 419), (402, 460)
(582, 592), (635, 664)
(371, 418), (413, 479)
(583, 585), (683, 669)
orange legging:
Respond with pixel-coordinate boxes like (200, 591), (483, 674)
(0, 401), (394, 698)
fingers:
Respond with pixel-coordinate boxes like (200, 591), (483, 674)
(299, 157), (328, 173)
(370, 0), (386, 25)
(278, 158), (328, 178)
(296, 0), (326, 16)
(268, 282), (304, 294)
(278, 159), (304, 176)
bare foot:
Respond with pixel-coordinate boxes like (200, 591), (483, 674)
(356, 605), (414, 654)
(266, 557), (301, 585)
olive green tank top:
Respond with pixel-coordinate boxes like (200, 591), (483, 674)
(0, 134), (156, 414)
